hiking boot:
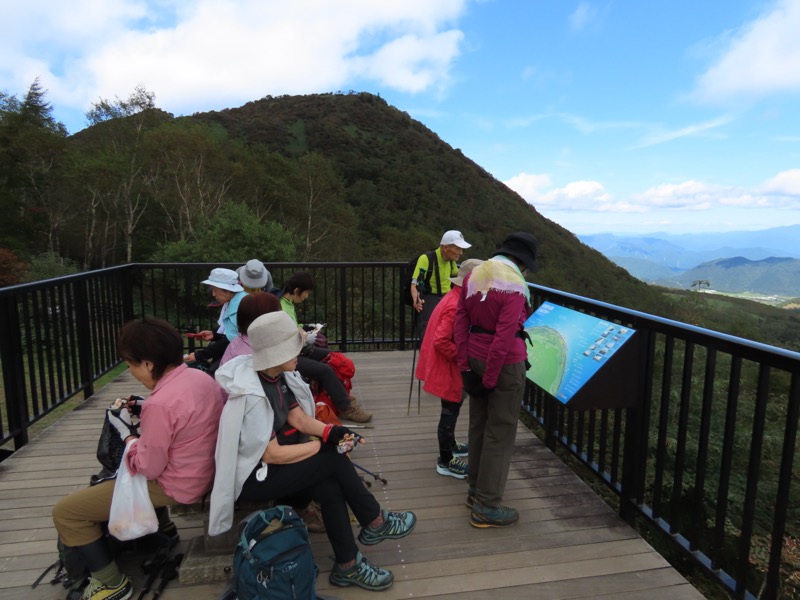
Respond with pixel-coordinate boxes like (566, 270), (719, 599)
(452, 440), (469, 457)
(470, 502), (519, 529)
(340, 398), (372, 423)
(81, 575), (132, 600)
(329, 551), (393, 590)
(298, 501), (326, 533)
(358, 509), (417, 545)
(436, 456), (468, 479)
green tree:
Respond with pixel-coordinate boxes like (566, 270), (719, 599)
(0, 79), (69, 254)
(22, 251), (80, 282)
(151, 202), (296, 263)
(85, 83), (155, 126)
(81, 86), (164, 262)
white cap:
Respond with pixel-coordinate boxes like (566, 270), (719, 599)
(200, 268), (243, 292)
(440, 230), (472, 249)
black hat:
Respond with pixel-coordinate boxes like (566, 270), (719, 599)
(492, 232), (539, 273)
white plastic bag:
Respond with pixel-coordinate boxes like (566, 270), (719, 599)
(108, 440), (158, 541)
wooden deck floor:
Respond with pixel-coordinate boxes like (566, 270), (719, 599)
(1, 351), (705, 600)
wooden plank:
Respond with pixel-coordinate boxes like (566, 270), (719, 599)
(0, 351), (704, 600)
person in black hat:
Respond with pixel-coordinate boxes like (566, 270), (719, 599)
(453, 231), (538, 529)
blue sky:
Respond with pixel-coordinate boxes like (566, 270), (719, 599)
(2, 0), (800, 235)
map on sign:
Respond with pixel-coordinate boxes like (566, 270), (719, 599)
(524, 301), (635, 403)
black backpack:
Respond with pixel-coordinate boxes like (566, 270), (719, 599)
(231, 505), (318, 600)
(401, 250), (441, 306)
(32, 540), (90, 599)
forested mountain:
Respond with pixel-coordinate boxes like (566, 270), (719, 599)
(1, 89), (664, 313)
(655, 257), (800, 296)
(4, 87), (800, 349)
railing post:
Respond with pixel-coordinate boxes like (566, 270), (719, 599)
(0, 293), (29, 449)
(121, 265), (135, 323)
(73, 279), (95, 399)
(339, 265), (348, 352)
(619, 331), (652, 525)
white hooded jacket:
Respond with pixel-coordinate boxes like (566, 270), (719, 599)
(208, 354), (315, 536)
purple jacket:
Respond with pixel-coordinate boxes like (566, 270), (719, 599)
(454, 272), (531, 389)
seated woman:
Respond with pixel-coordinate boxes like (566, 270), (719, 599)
(237, 258), (273, 293)
(277, 271), (372, 423)
(210, 311), (416, 591)
(184, 268), (247, 373)
(220, 291), (282, 366)
(52, 318), (225, 600)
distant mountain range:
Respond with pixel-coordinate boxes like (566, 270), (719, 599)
(579, 226), (800, 296)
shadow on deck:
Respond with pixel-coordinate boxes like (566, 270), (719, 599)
(0, 351), (704, 600)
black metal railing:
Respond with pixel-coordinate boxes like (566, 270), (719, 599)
(522, 284), (800, 600)
(1, 264), (799, 599)
(0, 262), (412, 450)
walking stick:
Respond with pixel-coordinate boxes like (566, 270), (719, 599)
(407, 310), (422, 415)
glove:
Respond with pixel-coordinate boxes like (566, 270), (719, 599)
(323, 425), (355, 445)
(107, 408), (135, 441)
(461, 370), (491, 397)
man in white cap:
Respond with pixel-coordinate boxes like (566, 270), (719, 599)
(409, 230), (472, 341)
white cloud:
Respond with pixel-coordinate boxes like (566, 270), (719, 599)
(505, 170), (800, 220)
(505, 174), (622, 211)
(694, 0), (800, 103)
(504, 172), (552, 198)
(1, 0), (468, 125)
(569, 2), (597, 32)
(632, 115), (734, 149)
(759, 168), (800, 196)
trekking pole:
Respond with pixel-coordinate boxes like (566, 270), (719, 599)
(407, 310), (420, 415)
(150, 553), (183, 600)
(352, 462), (388, 485)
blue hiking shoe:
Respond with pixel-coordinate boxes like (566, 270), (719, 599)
(436, 456), (468, 479)
(329, 551), (393, 591)
(452, 440), (469, 457)
(358, 509), (417, 545)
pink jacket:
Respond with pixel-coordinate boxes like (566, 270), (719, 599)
(415, 287), (463, 403)
(126, 364), (225, 504)
(454, 272), (531, 389)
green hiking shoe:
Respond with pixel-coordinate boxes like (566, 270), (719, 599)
(358, 509), (417, 545)
(81, 575), (132, 600)
(470, 501), (519, 528)
(329, 551), (393, 590)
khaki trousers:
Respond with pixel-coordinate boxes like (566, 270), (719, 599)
(52, 479), (176, 547)
(467, 358), (526, 506)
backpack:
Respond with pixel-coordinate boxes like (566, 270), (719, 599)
(232, 506), (318, 600)
(31, 539), (90, 599)
(401, 250), (441, 306)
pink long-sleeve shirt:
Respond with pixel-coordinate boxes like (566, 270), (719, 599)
(125, 364), (225, 504)
(454, 272), (531, 389)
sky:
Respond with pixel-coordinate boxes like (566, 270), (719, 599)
(2, 0), (800, 236)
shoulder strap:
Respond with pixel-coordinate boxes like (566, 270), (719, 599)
(425, 250), (440, 292)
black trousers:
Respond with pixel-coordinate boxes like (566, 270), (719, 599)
(296, 351), (350, 412)
(238, 448), (380, 563)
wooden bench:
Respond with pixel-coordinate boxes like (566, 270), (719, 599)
(173, 500), (275, 585)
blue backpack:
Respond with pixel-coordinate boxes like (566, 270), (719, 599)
(232, 506), (318, 600)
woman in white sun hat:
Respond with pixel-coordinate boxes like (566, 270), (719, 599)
(184, 268), (246, 373)
(210, 311), (416, 591)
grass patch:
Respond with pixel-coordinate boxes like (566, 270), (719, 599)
(1, 363), (127, 455)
